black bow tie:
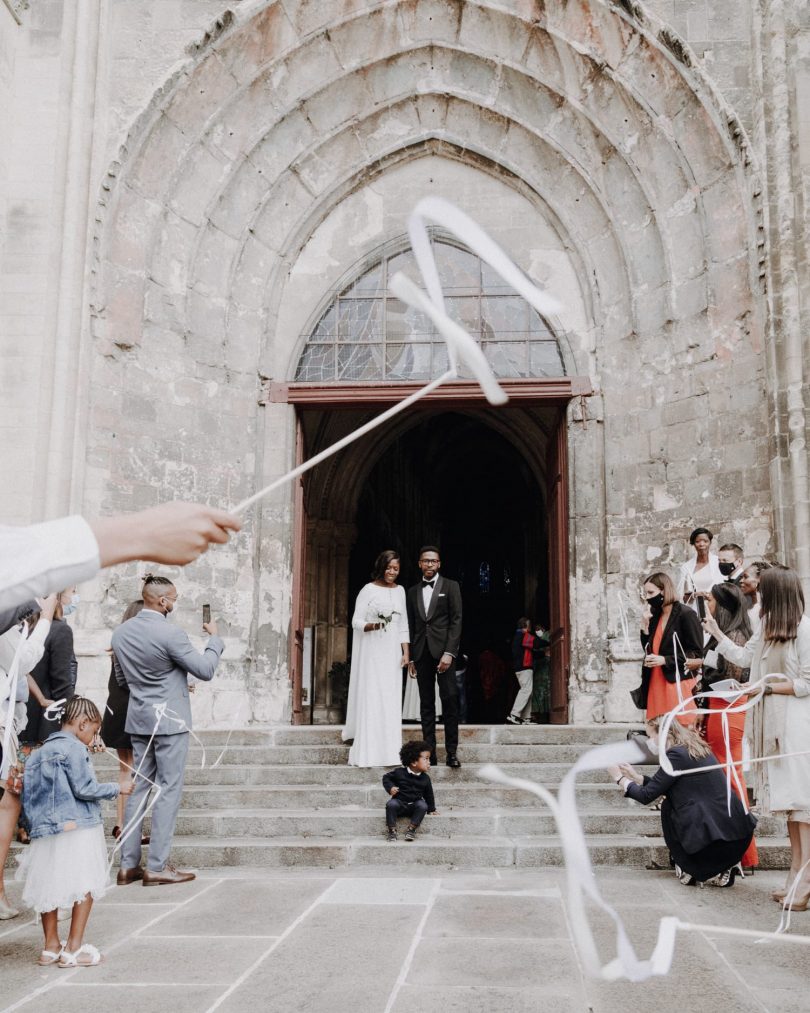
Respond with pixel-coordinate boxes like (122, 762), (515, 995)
(422, 580), (435, 588)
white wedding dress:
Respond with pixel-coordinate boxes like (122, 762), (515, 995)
(342, 582), (410, 767)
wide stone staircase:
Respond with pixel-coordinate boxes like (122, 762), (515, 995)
(93, 724), (789, 870)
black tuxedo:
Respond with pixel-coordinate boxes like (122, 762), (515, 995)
(406, 575), (463, 756)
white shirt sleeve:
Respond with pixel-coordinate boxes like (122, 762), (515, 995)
(0, 517), (100, 611)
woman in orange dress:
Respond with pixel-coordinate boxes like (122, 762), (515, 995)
(686, 581), (759, 870)
(633, 572), (703, 725)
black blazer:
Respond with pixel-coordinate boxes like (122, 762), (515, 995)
(21, 619), (76, 743)
(633, 602), (703, 710)
(382, 766), (436, 810)
(406, 575), (462, 662)
(625, 745), (756, 854)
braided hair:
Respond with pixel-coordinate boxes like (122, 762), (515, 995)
(60, 696), (102, 728)
(142, 572), (173, 592)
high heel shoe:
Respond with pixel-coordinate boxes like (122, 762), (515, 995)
(781, 893), (810, 912)
(0, 899), (20, 920)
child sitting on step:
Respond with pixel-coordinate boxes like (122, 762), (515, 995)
(382, 739), (437, 842)
(16, 697), (133, 967)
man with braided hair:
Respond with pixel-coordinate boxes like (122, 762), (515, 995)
(111, 574), (224, 886)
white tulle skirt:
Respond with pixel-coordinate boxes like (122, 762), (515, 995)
(16, 824), (109, 913)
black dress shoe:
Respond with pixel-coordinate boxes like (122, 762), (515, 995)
(446, 754), (461, 768)
(429, 753), (438, 766)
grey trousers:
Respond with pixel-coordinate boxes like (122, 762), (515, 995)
(511, 669), (533, 721)
(120, 732), (190, 873)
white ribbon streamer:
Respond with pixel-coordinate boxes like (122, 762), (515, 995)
(616, 591), (632, 652)
(481, 709), (810, 982)
(232, 198), (562, 515)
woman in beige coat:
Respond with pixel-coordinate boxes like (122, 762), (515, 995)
(703, 565), (810, 909)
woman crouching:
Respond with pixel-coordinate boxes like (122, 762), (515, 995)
(608, 716), (756, 887)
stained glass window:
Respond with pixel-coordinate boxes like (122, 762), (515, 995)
(295, 236), (564, 381)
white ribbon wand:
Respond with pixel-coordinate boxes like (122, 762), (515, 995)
(231, 197), (561, 516)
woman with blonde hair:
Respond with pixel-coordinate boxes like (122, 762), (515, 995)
(703, 564), (810, 908)
(609, 715), (756, 886)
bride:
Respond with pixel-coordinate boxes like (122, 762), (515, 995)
(342, 550), (410, 767)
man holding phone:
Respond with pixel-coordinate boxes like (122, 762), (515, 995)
(112, 575), (224, 886)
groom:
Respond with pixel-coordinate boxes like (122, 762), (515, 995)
(406, 546), (463, 768)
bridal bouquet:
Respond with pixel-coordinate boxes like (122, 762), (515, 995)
(373, 609), (400, 630)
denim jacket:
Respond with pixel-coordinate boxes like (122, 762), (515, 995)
(22, 730), (119, 840)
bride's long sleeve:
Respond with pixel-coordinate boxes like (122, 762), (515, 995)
(397, 587), (410, 643)
(351, 584), (374, 631)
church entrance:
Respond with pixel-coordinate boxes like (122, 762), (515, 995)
(271, 378), (589, 726)
(348, 411), (546, 726)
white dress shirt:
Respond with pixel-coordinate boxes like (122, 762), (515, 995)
(0, 516), (100, 611)
(422, 578), (436, 613)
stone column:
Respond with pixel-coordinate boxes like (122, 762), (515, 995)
(32, 0), (104, 518)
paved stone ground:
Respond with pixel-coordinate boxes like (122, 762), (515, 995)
(1, 865), (808, 1013)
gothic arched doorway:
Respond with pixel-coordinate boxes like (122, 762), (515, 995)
(270, 235), (590, 725)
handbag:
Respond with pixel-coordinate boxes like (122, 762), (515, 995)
(629, 683), (646, 711)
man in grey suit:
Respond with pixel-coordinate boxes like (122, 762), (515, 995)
(111, 574), (224, 886)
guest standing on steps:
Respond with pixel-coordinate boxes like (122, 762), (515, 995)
(101, 599), (144, 840)
(406, 546), (463, 768)
(112, 573), (224, 887)
(342, 550), (410, 767)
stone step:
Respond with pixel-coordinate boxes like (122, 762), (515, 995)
(94, 759), (657, 786)
(110, 834), (790, 870)
(170, 725), (639, 747)
(116, 808), (786, 840)
(270, 724), (638, 746)
(171, 783), (696, 809)
(178, 743), (621, 765)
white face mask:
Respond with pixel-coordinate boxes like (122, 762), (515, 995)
(647, 734), (659, 752)
(62, 593), (80, 617)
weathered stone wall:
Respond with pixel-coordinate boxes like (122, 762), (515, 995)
(2, 0), (803, 725)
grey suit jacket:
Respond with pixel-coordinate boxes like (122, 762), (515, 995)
(111, 609), (224, 736)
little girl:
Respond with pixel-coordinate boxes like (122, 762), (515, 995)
(16, 696), (132, 967)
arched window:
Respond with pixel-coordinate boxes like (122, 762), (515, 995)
(295, 236), (564, 382)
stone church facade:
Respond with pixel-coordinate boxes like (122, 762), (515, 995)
(2, 0), (809, 726)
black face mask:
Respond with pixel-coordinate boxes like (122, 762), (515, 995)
(719, 561), (736, 577)
(647, 592), (664, 611)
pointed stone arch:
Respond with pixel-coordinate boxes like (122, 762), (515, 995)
(86, 0), (767, 723)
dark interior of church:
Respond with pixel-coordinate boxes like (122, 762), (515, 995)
(347, 410), (549, 722)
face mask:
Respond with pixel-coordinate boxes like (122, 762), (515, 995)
(647, 592), (664, 610)
(647, 734), (659, 751)
(719, 561), (736, 576)
(62, 593), (80, 617)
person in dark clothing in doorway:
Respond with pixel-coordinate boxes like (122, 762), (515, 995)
(382, 739), (437, 842)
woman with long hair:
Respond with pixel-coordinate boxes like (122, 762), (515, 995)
(609, 716), (756, 886)
(342, 550), (410, 767)
(686, 582), (758, 870)
(703, 564), (810, 908)
(632, 572), (703, 725)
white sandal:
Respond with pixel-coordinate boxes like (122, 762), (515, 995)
(58, 943), (102, 968)
(37, 943), (65, 966)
